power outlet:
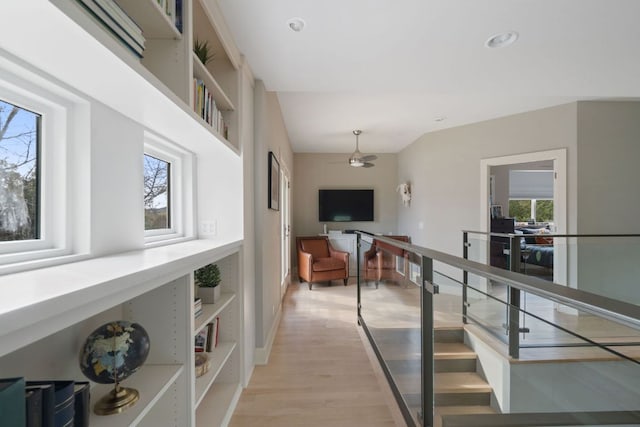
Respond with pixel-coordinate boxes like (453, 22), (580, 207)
(200, 220), (217, 237)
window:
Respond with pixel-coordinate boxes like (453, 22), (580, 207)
(0, 99), (40, 242)
(144, 154), (170, 230)
(509, 199), (554, 223)
(143, 132), (194, 244)
(0, 62), (89, 271)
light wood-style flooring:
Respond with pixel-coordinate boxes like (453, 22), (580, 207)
(229, 279), (406, 427)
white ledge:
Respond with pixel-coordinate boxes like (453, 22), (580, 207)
(0, 239), (242, 357)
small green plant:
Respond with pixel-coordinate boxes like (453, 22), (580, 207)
(195, 263), (220, 288)
(193, 39), (215, 65)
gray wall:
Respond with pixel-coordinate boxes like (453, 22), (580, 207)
(491, 165), (511, 216)
(292, 153), (399, 240)
(577, 101), (640, 233)
(253, 81), (294, 349)
(575, 101), (640, 303)
(397, 103), (579, 257)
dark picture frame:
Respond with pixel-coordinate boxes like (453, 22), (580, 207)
(491, 204), (503, 219)
(268, 151), (280, 211)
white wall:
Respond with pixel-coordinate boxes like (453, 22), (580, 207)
(292, 153), (399, 239)
(240, 63), (256, 384)
(253, 81), (294, 351)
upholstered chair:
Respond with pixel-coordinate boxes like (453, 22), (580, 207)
(297, 236), (349, 290)
(363, 235), (411, 288)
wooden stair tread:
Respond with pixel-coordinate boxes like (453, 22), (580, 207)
(435, 372), (492, 393)
(435, 342), (476, 359)
(436, 405), (497, 415)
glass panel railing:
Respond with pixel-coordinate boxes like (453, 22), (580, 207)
(432, 272), (640, 427)
(463, 232), (640, 349)
(357, 231), (640, 427)
(357, 234), (423, 426)
(441, 307), (640, 426)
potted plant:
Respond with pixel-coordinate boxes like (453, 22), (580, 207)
(195, 263), (221, 303)
(193, 38), (215, 66)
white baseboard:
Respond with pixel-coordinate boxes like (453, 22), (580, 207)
(253, 303), (282, 365)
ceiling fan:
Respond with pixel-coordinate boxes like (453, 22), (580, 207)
(349, 130), (377, 168)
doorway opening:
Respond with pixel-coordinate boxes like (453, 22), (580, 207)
(480, 149), (567, 285)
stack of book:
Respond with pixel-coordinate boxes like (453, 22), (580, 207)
(194, 297), (202, 319)
(77, 0), (145, 58)
(194, 317), (219, 354)
(193, 79), (229, 139)
(0, 378), (90, 427)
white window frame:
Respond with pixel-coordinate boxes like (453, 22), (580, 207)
(143, 131), (194, 246)
(0, 62), (88, 271)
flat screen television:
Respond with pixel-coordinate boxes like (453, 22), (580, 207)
(318, 189), (374, 222)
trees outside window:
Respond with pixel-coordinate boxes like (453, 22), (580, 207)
(509, 199), (553, 223)
(509, 200), (531, 222)
(0, 100), (40, 242)
(144, 154), (170, 230)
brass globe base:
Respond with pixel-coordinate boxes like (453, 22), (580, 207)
(94, 385), (139, 415)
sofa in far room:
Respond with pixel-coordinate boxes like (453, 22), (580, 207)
(515, 226), (554, 277)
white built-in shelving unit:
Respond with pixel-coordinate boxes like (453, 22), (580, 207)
(0, 0), (248, 426)
(0, 240), (243, 427)
(48, 0), (240, 152)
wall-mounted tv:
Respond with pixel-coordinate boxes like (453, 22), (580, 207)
(318, 189), (374, 222)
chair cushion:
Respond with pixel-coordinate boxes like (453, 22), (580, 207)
(300, 239), (330, 258)
(313, 257), (345, 272)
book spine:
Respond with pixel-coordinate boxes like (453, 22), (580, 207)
(0, 378), (26, 427)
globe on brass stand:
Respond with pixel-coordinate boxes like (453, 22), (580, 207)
(80, 321), (150, 415)
(93, 372), (139, 415)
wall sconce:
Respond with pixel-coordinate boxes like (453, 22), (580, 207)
(397, 183), (411, 206)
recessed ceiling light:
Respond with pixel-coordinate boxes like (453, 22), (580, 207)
(287, 18), (306, 32)
(485, 31), (519, 48)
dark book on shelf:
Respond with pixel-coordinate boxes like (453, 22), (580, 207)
(0, 377), (26, 427)
(25, 387), (43, 427)
(27, 381), (75, 427)
(25, 383), (55, 427)
(73, 382), (90, 427)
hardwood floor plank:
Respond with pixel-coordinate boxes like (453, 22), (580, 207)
(229, 281), (405, 427)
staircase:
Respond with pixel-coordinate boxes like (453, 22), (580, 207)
(433, 327), (496, 427)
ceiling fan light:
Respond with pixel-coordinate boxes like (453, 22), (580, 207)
(349, 157), (364, 167)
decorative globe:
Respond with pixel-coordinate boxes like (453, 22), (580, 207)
(79, 320), (150, 384)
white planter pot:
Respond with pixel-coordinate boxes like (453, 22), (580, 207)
(198, 286), (221, 304)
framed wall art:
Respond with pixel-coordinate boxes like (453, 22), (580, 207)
(268, 151), (280, 211)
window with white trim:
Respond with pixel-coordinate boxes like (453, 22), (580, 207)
(143, 132), (194, 244)
(0, 65), (85, 270)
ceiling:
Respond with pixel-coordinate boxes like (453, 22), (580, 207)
(216, 0), (640, 154)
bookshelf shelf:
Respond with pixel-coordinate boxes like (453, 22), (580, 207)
(192, 53), (235, 111)
(194, 341), (236, 407)
(89, 364), (184, 427)
(194, 292), (235, 335)
(195, 382), (242, 427)
(116, 0), (182, 39)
